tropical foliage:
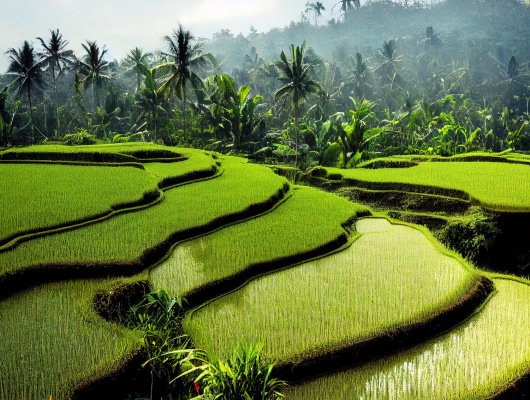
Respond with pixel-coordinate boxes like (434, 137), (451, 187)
(1, 1), (529, 168)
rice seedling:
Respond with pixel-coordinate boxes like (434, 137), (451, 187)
(324, 162), (530, 212)
(183, 218), (479, 364)
(285, 277), (530, 400)
(149, 186), (369, 298)
(0, 277), (143, 400)
(0, 163), (159, 245)
(0, 156), (288, 277)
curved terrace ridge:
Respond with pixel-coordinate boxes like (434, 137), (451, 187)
(0, 150), (220, 253)
(320, 161), (530, 212)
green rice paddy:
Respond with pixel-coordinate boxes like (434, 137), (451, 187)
(2, 144), (529, 399)
(0, 156), (288, 276)
(143, 149), (218, 188)
(0, 142), (183, 162)
(0, 163), (159, 245)
(325, 162), (530, 211)
(149, 186), (369, 298)
(0, 278), (142, 400)
(183, 218), (479, 363)
(285, 278), (530, 400)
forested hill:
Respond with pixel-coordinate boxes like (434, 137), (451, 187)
(1, 0), (529, 166)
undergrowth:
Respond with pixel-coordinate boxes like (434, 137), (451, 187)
(120, 290), (287, 400)
(436, 207), (498, 266)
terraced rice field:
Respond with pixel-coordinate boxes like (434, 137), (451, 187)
(0, 277), (142, 400)
(184, 219), (480, 363)
(324, 162), (530, 212)
(0, 156), (288, 278)
(0, 147), (294, 398)
(0, 163), (160, 245)
(143, 149), (219, 188)
(285, 278), (530, 400)
(2, 143), (529, 399)
(0, 142), (183, 162)
(150, 186), (369, 299)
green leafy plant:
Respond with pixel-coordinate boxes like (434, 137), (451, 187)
(180, 343), (287, 400)
(323, 98), (382, 168)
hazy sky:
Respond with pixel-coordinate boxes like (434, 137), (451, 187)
(1, 0), (338, 72)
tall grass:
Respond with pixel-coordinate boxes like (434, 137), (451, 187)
(150, 186), (369, 298)
(0, 156), (288, 276)
(184, 219), (478, 363)
(0, 163), (159, 245)
(285, 278), (530, 400)
(0, 277), (142, 400)
(326, 162), (530, 211)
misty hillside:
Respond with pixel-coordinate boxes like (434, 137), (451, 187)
(1, 0), (529, 164)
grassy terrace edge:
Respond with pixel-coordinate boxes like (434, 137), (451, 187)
(0, 186), (162, 252)
(0, 142), (185, 162)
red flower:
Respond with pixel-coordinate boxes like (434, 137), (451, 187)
(194, 381), (200, 394)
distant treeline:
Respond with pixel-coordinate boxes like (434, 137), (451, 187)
(1, 0), (529, 168)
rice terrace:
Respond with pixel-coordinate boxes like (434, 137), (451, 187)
(1, 0), (530, 399)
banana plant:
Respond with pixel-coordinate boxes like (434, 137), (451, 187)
(430, 112), (479, 155)
(506, 121), (529, 150)
(323, 99), (382, 168)
(204, 74), (263, 151)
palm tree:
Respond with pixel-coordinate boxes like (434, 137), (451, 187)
(348, 52), (368, 98)
(76, 40), (110, 110)
(155, 25), (215, 137)
(376, 39), (402, 83)
(134, 64), (166, 143)
(274, 42), (321, 167)
(333, 0), (360, 21)
(126, 47), (152, 92)
(305, 2), (326, 25)
(244, 47), (265, 91)
(0, 88), (20, 149)
(36, 29), (74, 101)
(5, 41), (45, 142)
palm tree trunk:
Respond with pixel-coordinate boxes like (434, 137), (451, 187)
(234, 116), (240, 150)
(27, 83), (35, 143)
(294, 91), (300, 168)
(52, 63), (59, 105)
(153, 109), (158, 143)
(93, 84), (99, 111)
(183, 88), (187, 141)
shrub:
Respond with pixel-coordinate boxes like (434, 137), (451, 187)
(437, 208), (498, 264)
(63, 128), (97, 145)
